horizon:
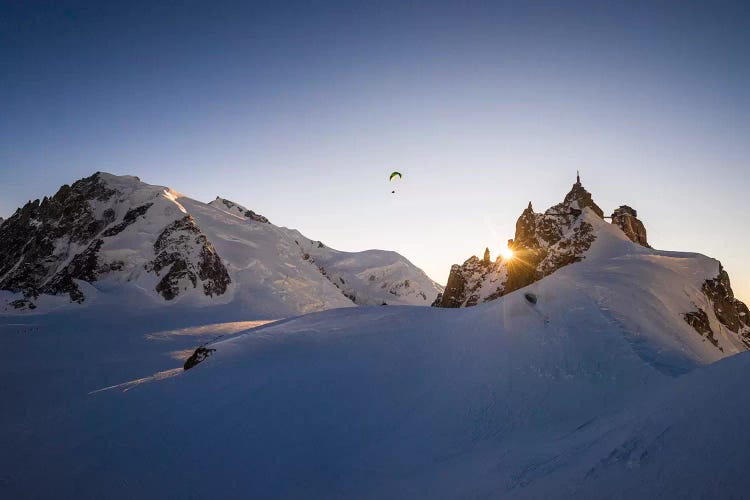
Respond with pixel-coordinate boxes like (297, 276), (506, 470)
(2, 1), (748, 301)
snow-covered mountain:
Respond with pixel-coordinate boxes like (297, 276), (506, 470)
(0, 172), (441, 315)
(434, 174), (750, 355)
(2, 213), (749, 497)
(2, 172), (750, 497)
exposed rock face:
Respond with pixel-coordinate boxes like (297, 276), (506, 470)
(147, 216), (231, 300)
(683, 308), (719, 347)
(0, 172), (231, 306)
(684, 266), (750, 348)
(440, 256), (508, 308)
(441, 263), (470, 308)
(210, 197), (269, 223)
(0, 173), (117, 301)
(101, 203), (152, 237)
(611, 205), (649, 247)
(435, 176), (600, 308)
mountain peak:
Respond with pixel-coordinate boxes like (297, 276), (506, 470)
(561, 172), (604, 218)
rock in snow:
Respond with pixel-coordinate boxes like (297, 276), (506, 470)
(208, 196), (270, 223)
(0, 172), (442, 315)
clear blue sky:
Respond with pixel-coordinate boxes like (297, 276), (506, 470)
(1, 1), (749, 301)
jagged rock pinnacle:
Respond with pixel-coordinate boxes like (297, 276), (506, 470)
(563, 176), (604, 219)
(611, 205), (650, 247)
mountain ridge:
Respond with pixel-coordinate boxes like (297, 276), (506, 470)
(0, 172), (441, 315)
(433, 175), (750, 355)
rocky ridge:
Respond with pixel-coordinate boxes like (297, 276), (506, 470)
(209, 197), (269, 223)
(434, 174), (603, 308)
(433, 174), (750, 354)
(0, 173), (231, 307)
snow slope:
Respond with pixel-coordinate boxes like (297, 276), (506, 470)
(1, 209), (748, 498)
(183, 193), (442, 312)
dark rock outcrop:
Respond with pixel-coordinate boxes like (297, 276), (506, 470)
(611, 205), (649, 247)
(148, 216), (231, 300)
(440, 263), (471, 308)
(683, 308), (720, 347)
(102, 203), (153, 237)
(0, 172), (117, 301)
(1, 173), (233, 305)
(689, 265), (750, 348)
(184, 346), (216, 370)
(9, 298), (36, 310)
(212, 197), (269, 223)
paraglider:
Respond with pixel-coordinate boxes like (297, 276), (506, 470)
(390, 171), (402, 194)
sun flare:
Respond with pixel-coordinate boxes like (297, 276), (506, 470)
(501, 247), (514, 260)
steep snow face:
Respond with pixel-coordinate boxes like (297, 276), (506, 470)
(3, 249), (748, 497)
(180, 195), (443, 312)
(0, 173), (441, 315)
(291, 235), (442, 306)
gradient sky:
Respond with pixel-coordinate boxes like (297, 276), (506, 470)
(2, 0), (749, 301)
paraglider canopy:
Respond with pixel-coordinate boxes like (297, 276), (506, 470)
(389, 171), (402, 194)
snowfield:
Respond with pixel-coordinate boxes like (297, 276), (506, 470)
(1, 207), (748, 498)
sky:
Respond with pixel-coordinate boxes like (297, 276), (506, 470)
(1, 0), (749, 301)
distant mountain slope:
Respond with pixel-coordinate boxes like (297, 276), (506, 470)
(0, 172), (441, 315)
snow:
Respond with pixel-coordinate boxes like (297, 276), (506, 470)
(1, 214), (748, 497)
(1, 176), (747, 497)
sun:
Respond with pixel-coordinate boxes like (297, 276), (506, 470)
(501, 246), (514, 260)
